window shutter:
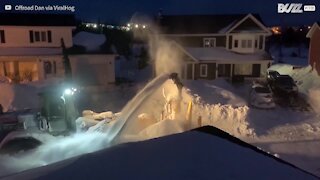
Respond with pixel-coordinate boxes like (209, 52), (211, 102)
(0, 30), (5, 43)
(47, 31), (52, 43)
(29, 30), (34, 43)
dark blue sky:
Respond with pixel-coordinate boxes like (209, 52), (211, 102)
(0, 0), (319, 26)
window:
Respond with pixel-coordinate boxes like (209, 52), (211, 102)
(218, 64), (231, 77)
(241, 40), (247, 48)
(234, 40), (238, 48)
(233, 38), (254, 49)
(0, 30), (5, 43)
(254, 39), (258, 48)
(203, 38), (216, 48)
(247, 40), (252, 48)
(41, 31), (47, 42)
(29, 30), (52, 43)
(44, 61), (56, 75)
(234, 64), (252, 75)
(200, 64), (208, 77)
(34, 31), (40, 42)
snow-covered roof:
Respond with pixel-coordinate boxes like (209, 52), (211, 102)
(0, 47), (62, 56)
(183, 47), (272, 62)
(7, 127), (317, 179)
(73, 31), (106, 52)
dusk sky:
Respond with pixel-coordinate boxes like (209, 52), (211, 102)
(0, 0), (319, 26)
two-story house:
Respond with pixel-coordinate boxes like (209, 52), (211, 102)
(0, 13), (116, 88)
(159, 14), (273, 80)
(306, 22), (320, 75)
(0, 13), (75, 82)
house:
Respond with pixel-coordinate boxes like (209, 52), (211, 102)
(158, 14), (273, 80)
(0, 13), (75, 82)
(0, 13), (116, 88)
(306, 22), (320, 75)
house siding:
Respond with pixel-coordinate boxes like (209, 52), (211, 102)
(169, 36), (226, 47)
(0, 26), (74, 48)
(309, 27), (320, 75)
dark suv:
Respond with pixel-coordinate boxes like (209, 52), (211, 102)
(266, 70), (281, 84)
(269, 75), (298, 95)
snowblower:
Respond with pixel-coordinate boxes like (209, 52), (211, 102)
(0, 86), (80, 140)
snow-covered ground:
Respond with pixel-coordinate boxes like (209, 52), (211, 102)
(1, 60), (320, 177)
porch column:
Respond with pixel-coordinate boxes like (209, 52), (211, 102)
(216, 63), (219, 78)
(192, 63), (195, 80)
(183, 64), (187, 80)
(230, 63), (233, 78)
(37, 58), (45, 81)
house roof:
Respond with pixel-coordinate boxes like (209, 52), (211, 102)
(0, 47), (62, 56)
(306, 22), (320, 38)
(159, 13), (266, 34)
(6, 126), (317, 179)
(182, 47), (272, 62)
(0, 13), (76, 26)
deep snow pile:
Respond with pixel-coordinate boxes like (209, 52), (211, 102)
(115, 78), (254, 141)
(181, 87), (254, 137)
(0, 83), (40, 112)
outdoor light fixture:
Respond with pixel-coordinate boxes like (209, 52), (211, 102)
(127, 23), (131, 27)
(64, 88), (73, 96)
(135, 24), (139, 28)
(142, 25), (146, 29)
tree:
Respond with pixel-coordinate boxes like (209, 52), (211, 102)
(61, 38), (72, 83)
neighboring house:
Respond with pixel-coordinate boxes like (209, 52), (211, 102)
(159, 14), (273, 80)
(0, 13), (115, 88)
(0, 13), (75, 82)
(306, 22), (320, 75)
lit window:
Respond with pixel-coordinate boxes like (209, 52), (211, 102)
(200, 64), (208, 77)
(203, 38), (216, 48)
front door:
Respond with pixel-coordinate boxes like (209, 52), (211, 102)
(218, 64), (231, 77)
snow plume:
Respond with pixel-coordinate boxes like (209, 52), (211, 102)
(130, 14), (184, 76)
(0, 132), (109, 177)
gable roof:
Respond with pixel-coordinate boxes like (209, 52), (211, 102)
(0, 13), (76, 26)
(182, 47), (272, 63)
(159, 13), (268, 34)
(306, 22), (320, 38)
(226, 14), (271, 35)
